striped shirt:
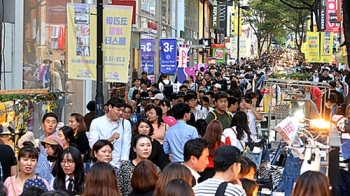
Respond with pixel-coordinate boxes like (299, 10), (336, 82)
(193, 178), (246, 196)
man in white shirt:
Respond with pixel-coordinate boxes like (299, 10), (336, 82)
(183, 138), (210, 186)
(88, 97), (132, 170)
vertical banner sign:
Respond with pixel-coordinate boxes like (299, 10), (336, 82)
(239, 37), (247, 58)
(140, 37), (155, 75)
(326, 0), (340, 33)
(230, 37), (237, 59)
(67, 3), (96, 80)
(177, 45), (191, 68)
(211, 0), (219, 29)
(160, 39), (177, 74)
(103, 5), (133, 83)
(320, 32), (334, 63)
(234, 9), (242, 36)
(306, 32), (320, 62)
(212, 44), (226, 63)
(319, 6), (326, 31)
(216, 1), (227, 34)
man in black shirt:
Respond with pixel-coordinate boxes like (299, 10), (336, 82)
(319, 67), (333, 83)
(0, 140), (17, 182)
(213, 71), (228, 91)
(139, 71), (152, 87)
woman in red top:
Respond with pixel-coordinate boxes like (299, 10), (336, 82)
(198, 120), (225, 183)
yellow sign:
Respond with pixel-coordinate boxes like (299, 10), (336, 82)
(306, 32), (320, 62)
(234, 9), (242, 37)
(103, 5), (133, 83)
(67, 4), (97, 80)
(320, 32), (333, 63)
(67, 4), (133, 83)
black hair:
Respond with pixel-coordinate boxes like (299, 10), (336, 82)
(86, 101), (96, 112)
(59, 126), (77, 148)
(226, 89), (235, 96)
(183, 80), (189, 84)
(228, 97), (239, 107)
(245, 92), (257, 99)
(172, 103), (191, 120)
(179, 85), (188, 90)
(195, 119), (208, 137)
(183, 138), (210, 162)
(215, 71), (221, 77)
(20, 187), (46, 196)
(184, 93), (197, 102)
(18, 146), (39, 161)
(133, 78), (140, 83)
(160, 99), (172, 116)
(201, 96), (209, 103)
(106, 97), (125, 108)
(326, 93), (338, 104)
(55, 147), (85, 195)
(42, 113), (58, 123)
(124, 104), (133, 113)
(214, 91), (228, 102)
(47, 144), (63, 162)
(131, 89), (141, 102)
(91, 140), (114, 163)
(231, 111), (250, 139)
(205, 91), (215, 98)
(132, 134), (152, 149)
(151, 83), (159, 89)
(40, 190), (69, 196)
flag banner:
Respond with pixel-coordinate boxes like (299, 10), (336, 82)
(306, 32), (320, 62)
(326, 0), (340, 33)
(177, 44), (191, 68)
(103, 5), (133, 82)
(239, 37), (247, 58)
(234, 9), (242, 37)
(320, 32), (333, 63)
(140, 37), (155, 75)
(212, 48), (226, 63)
(67, 3), (96, 80)
(160, 39), (177, 74)
(230, 37), (237, 59)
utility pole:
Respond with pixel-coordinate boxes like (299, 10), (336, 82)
(96, 0), (104, 117)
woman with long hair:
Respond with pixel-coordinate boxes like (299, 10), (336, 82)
(57, 126), (76, 149)
(201, 78), (211, 93)
(229, 77), (242, 98)
(222, 111), (250, 152)
(118, 134), (161, 196)
(52, 147), (85, 196)
(82, 162), (121, 196)
(41, 135), (63, 177)
(4, 147), (50, 195)
(90, 140), (113, 163)
(292, 171), (331, 196)
(68, 113), (91, 162)
(145, 105), (169, 144)
(153, 163), (193, 196)
(129, 119), (169, 170)
(131, 89), (141, 105)
(199, 120), (225, 182)
(129, 160), (159, 196)
(160, 99), (172, 117)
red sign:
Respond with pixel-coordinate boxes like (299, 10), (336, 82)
(46, 0), (70, 24)
(111, 0), (136, 24)
(326, 0), (340, 33)
(147, 22), (157, 30)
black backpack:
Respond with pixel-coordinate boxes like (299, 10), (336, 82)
(161, 81), (173, 99)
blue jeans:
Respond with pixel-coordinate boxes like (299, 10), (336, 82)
(275, 155), (302, 196)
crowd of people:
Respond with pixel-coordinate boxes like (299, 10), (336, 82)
(0, 49), (340, 196)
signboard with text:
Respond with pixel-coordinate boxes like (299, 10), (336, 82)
(160, 39), (177, 74)
(140, 37), (155, 75)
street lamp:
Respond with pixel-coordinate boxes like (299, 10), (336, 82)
(236, 2), (250, 64)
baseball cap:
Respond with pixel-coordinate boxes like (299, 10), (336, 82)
(41, 135), (63, 148)
(214, 83), (222, 89)
(23, 178), (48, 191)
(214, 146), (247, 167)
(140, 92), (150, 100)
(151, 93), (164, 100)
(322, 67), (331, 72)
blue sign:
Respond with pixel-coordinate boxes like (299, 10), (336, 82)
(140, 38), (155, 75)
(160, 39), (177, 74)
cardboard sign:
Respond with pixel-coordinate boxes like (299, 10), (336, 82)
(275, 116), (299, 145)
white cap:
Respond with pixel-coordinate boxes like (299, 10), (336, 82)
(214, 83), (222, 89)
(151, 93), (164, 100)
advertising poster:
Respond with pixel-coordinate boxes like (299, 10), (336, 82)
(177, 44), (191, 68)
(140, 37), (155, 75)
(103, 5), (133, 83)
(239, 37), (247, 58)
(67, 3), (96, 80)
(160, 39), (177, 74)
(230, 37), (237, 59)
(306, 32), (320, 62)
(320, 32), (333, 63)
(326, 0), (340, 33)
(212, 46), (226, 63)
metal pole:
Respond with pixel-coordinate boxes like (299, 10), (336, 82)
(237, 2), (240, 64)
(202, 0), (205, 63)
(155, 0), (161, 78)
(95, 0), (104, 117)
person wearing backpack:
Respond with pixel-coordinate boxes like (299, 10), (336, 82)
(158, 73), (173, 99)
(205, 92), (232, 129)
